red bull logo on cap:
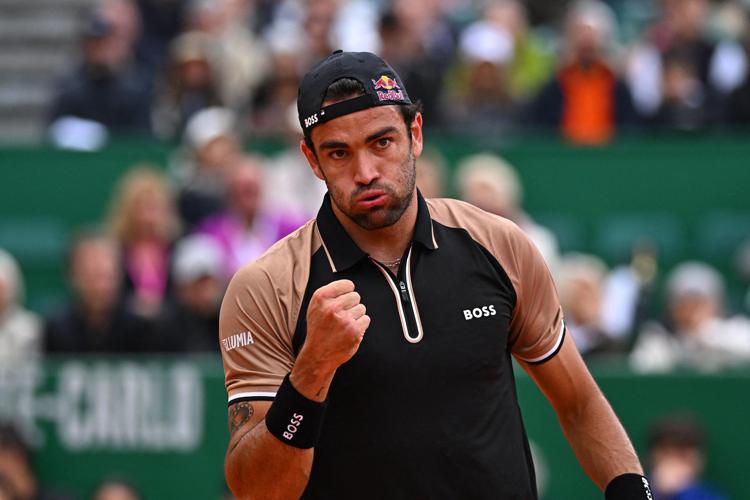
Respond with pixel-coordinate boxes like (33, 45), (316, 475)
(372, 74), (404, 101)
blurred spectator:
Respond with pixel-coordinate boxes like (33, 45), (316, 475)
(92, 478), (141, 500)
(48, 10), (152, 144)
(529, 0), (635, 144)
(725, 19), (750, 124)
(649, 0), (715, 80)
(152, 32), (223, 139)
(45, 231), (150, 353)
(133, 0), (189, 74)
(250, 47), (303, 136)
(631, 261), (750, 372)
(0, 249), (41, 366)
(647, 415), (727, 500)
(98, 0), (142, 63)
(196, 159), (302, 280)
(378, 6), (449, 123)
(263, 0), (336, 70)
(626, 0), (745, 127)
(0, 423), (73, 500)
(650, 49), (714, 129)
(262, 103), (327, 219)
(390, 0), (454, 71)
(0, 251), (41, 454)
(415, 148), (448, 200)
(172, 107), (242, 228)
(485, 0), (555, 102)
(443, 20), (520, 136)
(155, 235), (225, 352)
(600, 242), (659, 346)
(557, 253), (623, 358)
(108, 167), (179, 318)
(456, 153), (560, 273)
(303, 0), (338, 64)
(184, 0), (269, 112)
(330, 0), (380, 54)
(0, 424), (36, 500)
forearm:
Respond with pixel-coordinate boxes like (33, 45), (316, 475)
(225, 360), (336, 499)
(226, 416), (313, 500)
(557, 387), (643, 490)
(223, 279), (367, 498)
(523, 338), (643, 492)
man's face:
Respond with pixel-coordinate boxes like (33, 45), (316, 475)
(301, 105), (423, 230)
(71, 239), (121, 313)
(228, 161), (262, 222)
(178, 276), (223, 316)
(670, 293), (717, 333)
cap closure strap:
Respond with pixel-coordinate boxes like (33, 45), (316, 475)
(318, 95), (374, 125)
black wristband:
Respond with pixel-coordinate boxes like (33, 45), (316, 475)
(265, 374), (327, 449)
(605, 473), (653, 500)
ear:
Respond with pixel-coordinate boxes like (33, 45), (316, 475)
(300, 139), (326, 181)
(410, 112), (424, 159)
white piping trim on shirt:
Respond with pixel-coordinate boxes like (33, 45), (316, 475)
(319, 237), (337, 273)
(372, 261), (416, 343)
(404, 248), (424, 343)
(228, 391), (277, 403)
(516, 322), (566, 363)
(430, 220), (439, 249)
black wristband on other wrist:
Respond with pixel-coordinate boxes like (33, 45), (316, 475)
(265, 374), (327, 449)
(605, 473), (653, 500)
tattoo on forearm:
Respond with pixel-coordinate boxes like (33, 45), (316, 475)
(229, 401), (254, 437)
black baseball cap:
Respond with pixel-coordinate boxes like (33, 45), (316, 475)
(297, 50), (412, 134)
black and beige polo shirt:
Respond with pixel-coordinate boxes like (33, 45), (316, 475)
(220, 191), (565, 499)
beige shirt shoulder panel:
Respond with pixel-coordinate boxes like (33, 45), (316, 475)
(219, 219), (320, 401)
(427, 198), (565, 362)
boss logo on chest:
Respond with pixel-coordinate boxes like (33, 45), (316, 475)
(463, 305), (497, 320)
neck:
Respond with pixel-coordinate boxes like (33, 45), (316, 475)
(332, 190), (418, 262)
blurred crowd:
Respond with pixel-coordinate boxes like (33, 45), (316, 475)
(0, 142), (749, 373)
(1, 1), (749, 498)
(46, 0), (750, 149)
(0, 421), (144, 500)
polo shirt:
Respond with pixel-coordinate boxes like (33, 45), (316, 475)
(220, 191), (565, 499)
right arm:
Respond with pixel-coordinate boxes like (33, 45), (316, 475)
(225, 400), (312, 500)
(224, 279), (369, 499)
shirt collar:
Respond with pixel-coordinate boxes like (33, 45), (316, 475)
(316, 190), (438, 273)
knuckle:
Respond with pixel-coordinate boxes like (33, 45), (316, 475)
(321, 302), (337, 317)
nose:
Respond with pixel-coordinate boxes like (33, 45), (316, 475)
(352, 153), (380, 185)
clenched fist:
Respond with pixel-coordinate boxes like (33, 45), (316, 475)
(304, 279), (370, 369)
(290, 280), (370, 401)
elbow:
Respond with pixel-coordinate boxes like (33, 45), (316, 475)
(225, 450), (252, 500)
(225, 458), (241, 498)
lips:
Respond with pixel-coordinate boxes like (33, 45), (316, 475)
(354, 190), (387, 209)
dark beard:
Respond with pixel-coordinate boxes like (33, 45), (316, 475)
(329, 150), (416, 230)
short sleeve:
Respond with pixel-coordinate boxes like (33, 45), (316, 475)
(219, 262), (296, 403)
(506, 224), (566, 364)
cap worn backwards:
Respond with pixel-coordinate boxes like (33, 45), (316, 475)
(297, 50), (412, 134)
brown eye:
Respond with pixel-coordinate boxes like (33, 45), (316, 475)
(375, 138), (391, 149)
